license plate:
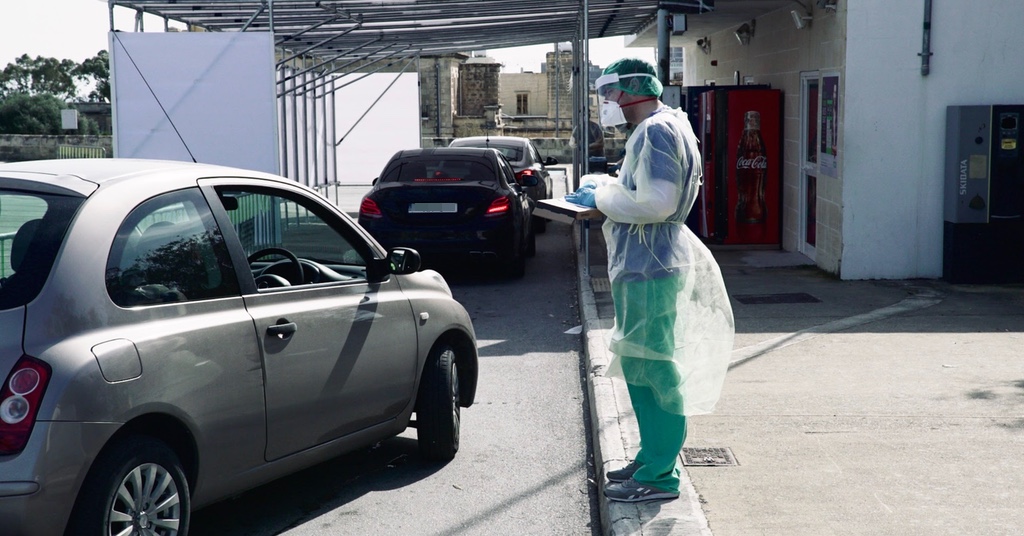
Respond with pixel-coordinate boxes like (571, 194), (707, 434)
(409, 202), (457, 213)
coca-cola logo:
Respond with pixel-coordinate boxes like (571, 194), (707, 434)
(736, 155), (767, 170)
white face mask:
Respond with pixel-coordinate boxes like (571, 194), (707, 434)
(600, 100), (627, 127)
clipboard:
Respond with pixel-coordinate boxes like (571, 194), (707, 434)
(534, 198), (595, 224)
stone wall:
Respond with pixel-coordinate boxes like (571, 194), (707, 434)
(500, 72), (547, 116)
(458, 61), (501, 117)
(546, 51), (574, 120)
(0, 135), (112, 162)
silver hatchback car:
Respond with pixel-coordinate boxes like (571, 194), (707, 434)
(0, 159), (478, 536)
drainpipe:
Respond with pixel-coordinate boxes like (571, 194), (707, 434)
(919, 0), (933, 76)
(435, 59), (442, 138)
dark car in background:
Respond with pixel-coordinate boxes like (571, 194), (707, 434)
(0, 158), (478, 536)
(449, 136), (558, 232)
(359, 147), (536, 278)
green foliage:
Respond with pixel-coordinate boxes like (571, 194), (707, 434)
(0, 51), (109, 103)
(75, 50), (110, 103)
(0, 93), (64, 135)
(0, 55), (79, 101)
(0, 51), (110, 134)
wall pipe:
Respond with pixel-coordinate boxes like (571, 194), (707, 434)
(920, 0), (933, 76)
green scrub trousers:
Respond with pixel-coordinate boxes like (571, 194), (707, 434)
(612, 274), (688, 493)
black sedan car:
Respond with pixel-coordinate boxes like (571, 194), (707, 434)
(449, 135), (558, 232)
(359, 147), (536, 278)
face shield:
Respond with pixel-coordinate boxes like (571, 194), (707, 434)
(595, 72), (662, 99)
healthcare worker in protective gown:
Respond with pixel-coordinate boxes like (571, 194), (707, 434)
(565, 58), (735, 503)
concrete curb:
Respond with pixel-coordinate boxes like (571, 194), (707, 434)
(574, 222), (713, 536)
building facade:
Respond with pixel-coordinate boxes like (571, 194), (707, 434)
(677, 0), (1024, 280)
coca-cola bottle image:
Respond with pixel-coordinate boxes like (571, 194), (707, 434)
(735, 110), (767, 224)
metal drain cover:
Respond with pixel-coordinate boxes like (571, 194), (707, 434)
(591, 277), (611, 292)
(734, 292), (821, 305)
(682, 447), (738, 466)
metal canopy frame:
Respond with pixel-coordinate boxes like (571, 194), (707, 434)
(108, 0), (663, 64)
(107, 0), (672, 188)
(105, 0), (795, 188)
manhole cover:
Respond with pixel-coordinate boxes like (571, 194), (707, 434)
(682, 447), (738, 466)
(591, 277), (611, 292)
(733, 292), (821, 305)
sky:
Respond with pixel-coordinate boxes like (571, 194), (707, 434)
(0, 1), (655, 73)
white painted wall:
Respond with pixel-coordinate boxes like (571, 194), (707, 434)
(843, 0), (1024, 279)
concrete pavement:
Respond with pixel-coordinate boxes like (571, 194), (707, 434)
(328, 173), (1024, 535)
(572, 195), (1024, 535)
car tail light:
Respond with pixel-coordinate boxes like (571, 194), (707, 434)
(515, 169), (536, 182)
(360, 197), (382, 218)
(0, 356), (51, 455)
(486, 196), (511, 216)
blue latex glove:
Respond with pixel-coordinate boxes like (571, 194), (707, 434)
(564, 185), (597, 207)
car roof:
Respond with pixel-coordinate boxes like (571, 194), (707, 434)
(450, 136), (530, 146)
(391, 147), (501, 161)
(0, 158), (287, 195)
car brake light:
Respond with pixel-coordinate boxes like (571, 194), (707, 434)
(360, 197), (382, 218)
(486, 196), (511, 216)
(516, 169), (536, 179)
(0, 356), (51, 455)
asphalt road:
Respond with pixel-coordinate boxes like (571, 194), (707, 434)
(189, 220), (600, 536)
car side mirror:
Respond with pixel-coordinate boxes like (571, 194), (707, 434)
(388, 247), (422, 274)
(366, 247), (421, 282)
(519, 174), (539, 187)
(371, 177), (379, 185)
(545, 156), (558, 166)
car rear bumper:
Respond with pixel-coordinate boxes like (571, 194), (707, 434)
(0, 421), (120, 536)
(361, 222), (520, 260)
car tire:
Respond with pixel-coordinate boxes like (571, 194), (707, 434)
(505, 251), (526, 279)
(416, 344), (460, 461)
(533, 216), (547, 234)
(65, 434), (191, 536)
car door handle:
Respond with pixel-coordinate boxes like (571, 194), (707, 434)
(267, 322), (297, 340)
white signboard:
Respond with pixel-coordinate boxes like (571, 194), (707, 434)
(110, 31), (279, 174)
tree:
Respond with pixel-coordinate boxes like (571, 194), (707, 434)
(0, 93), (65, 135)
(75, 50), (110, 103)
(0, 51), (110, 103)
(0, 55), (79, 101)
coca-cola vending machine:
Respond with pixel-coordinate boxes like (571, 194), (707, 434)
(695, 88), (782, 245)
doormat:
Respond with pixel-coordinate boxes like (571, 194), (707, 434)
(733, 292), (821, 305)
(682, 447), (738, 466)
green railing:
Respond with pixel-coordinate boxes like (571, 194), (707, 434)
(58, 145), (107, 159)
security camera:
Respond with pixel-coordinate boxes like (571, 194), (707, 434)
(791, 10), (812, 29)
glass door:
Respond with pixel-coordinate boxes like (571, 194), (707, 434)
(799, 72), (819, 259)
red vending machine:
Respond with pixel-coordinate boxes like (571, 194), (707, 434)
(696, 88), (783, 245)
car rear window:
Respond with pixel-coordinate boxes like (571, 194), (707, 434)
(453, 143), (522, 161)
(382, 159), (496, 184)
(0, 189), (83, 310)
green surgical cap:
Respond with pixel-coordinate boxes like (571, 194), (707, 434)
(601, 58), (663, 97)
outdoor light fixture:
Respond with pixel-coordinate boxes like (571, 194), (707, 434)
(791, 10), (813, 29)
(734, 20), (755, 45)
(696, 37), (711, 55)
(817, 0), (838, 11)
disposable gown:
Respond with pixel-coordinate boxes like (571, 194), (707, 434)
(590, 106), (735, 417)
